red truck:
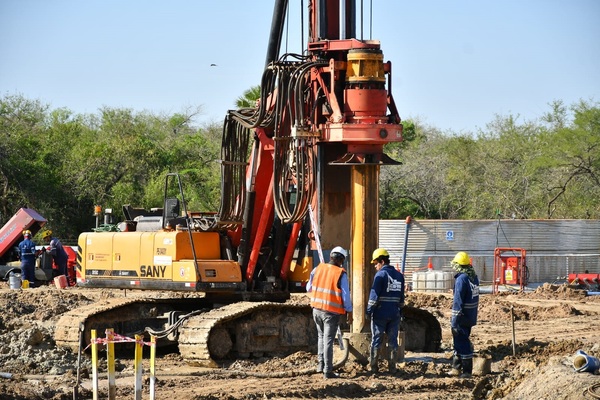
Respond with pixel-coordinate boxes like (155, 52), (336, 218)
(0, 208), (47, 278)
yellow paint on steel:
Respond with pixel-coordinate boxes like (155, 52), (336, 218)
(346, 50), (385, 83)
(350, 165), (379, 335)
(150, 335), (157, 400)
(134, 334), (143, 400)
(91, 329), (99, 400)
(106, 329), (116, 400)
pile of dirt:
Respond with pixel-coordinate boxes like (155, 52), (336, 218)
(531, 283), (591, 300)
(0, 290), (95, 376)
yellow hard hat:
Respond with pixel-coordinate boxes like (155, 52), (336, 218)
(22, 230), (31, 237)
(371, 248), (389, 263)
(42, 230), (53, 240)
(452, 251), (470, 266)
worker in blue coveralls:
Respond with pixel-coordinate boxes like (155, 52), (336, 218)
(448, 251), (480, 378)
(367, 248), (405, 374)
(42, 230), (69, 281)
(18, 230), (37, 286)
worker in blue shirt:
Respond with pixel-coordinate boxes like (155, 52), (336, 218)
(42, 230), (69, 280)
(18, 230), (37, 286)
(448, 251), (480, 378)
(307, 246), (353, 379)
(367, 248), (405, 374)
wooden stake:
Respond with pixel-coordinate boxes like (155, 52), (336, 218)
(511, 305), (516, 356)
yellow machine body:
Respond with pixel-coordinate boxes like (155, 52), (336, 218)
(77, 231), (243, 291)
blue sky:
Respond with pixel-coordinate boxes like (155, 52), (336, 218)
(1, 0), (599, 133)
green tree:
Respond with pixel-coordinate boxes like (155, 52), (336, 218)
(380, 121), (455, 219)
(473, 115), (545, 219)
(235, 85), (261, 108)
(539, 100), (600, 218)
(0, 94), (48, 219)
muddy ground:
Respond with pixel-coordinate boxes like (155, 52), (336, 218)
(0, 282), (598, 400)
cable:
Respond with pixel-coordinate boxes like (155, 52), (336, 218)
(583, 382), (600, 399)
(495, 213), (514, 249)
(217, 116), (251, 229)
(272, 60), (326, 224)
(219, 56), (327, 226)
(143, 309), (206, 339)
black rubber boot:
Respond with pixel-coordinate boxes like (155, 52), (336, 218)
(389, 349), (398, 374)
(460, 358), (473, 378)
(448, 355), (462, 376)
(370, 347), (379, 373)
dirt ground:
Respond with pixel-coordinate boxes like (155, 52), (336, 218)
(0, 282), (598, 400)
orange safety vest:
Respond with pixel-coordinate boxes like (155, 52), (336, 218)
(310, 263), (346, 315)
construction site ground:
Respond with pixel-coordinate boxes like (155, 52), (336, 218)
(0, 282), (598, 400)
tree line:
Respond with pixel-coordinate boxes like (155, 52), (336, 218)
(380, 99), (600, 220)
(1, 93), (598, 242)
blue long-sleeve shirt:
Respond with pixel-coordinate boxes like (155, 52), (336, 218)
(19, 238), (36, 264)
(49, 237), (68, 266)
(451, 272), (480, 328)
(367, 265), (405, 318)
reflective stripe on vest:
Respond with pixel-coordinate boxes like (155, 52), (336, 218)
(310, 263), (345, 315)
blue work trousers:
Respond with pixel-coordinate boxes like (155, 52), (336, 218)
(21, 261), (36, 283)
(312, 308), (341, 373)
(452, 325), (474, 359)
(371, 314), (400, 350)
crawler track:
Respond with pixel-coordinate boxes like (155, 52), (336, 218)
(179, 302), (315, 367)
(55, 297), (212, 351)
(54, 297), (316, 367)
(55, 298), (440, 366)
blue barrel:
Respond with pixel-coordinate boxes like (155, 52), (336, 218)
(573, 350), (600, 373)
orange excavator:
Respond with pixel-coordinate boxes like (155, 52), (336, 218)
(55, 0), (441, 366)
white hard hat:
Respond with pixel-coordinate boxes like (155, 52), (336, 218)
(331, 246), (348, 259)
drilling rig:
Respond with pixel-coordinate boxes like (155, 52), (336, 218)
(55, 0), (441, 366)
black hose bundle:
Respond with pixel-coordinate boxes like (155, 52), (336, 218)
(217, 55), (328, 226)
(217, 115), (251, 229)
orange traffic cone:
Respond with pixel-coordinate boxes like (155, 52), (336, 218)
(427, 257), (434, 271)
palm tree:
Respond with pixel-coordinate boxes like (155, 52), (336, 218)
(235, 85), (261, 108)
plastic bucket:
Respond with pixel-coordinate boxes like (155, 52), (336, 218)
(54, 275), (68, 289)
(573, 350), (600, 373)
(8, 273), (21, 290)
(473, 355), (492, 376)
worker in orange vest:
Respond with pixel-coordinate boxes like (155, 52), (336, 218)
(307, 246), (353, 379)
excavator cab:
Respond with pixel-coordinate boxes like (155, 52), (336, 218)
(163, 197), (184, 229)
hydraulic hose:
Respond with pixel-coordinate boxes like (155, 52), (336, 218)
(217, 116), (251, 228)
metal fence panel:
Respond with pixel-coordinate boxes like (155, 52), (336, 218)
(379, 219), (600, 285)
